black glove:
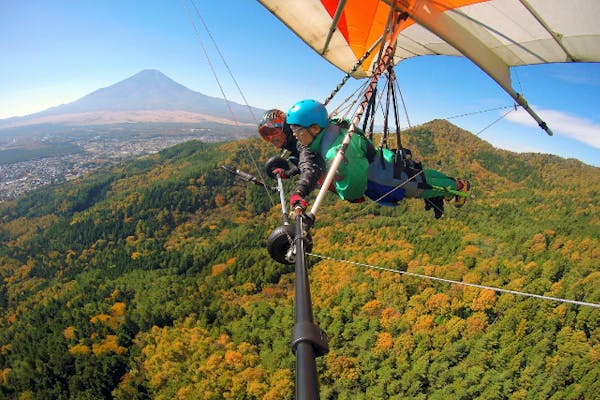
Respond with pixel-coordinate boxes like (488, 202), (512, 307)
(424, 197), (444, 219)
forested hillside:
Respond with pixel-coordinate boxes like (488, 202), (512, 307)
(0, 120), (598, 399)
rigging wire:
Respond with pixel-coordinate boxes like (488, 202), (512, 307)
(441, 104), (517, 137)
(307, 252), (600, 309)
(474, 107), (516, 136)
(394, 78), (411, 128)
(369, 170), (424, 205)
(181, 0), (275, 206)
(443, 105), (515, 121)
(188, 1), (259, 124)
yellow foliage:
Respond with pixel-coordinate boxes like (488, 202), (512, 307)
(90, 314), (112, 325)
(242, 368), (266, 397)
(545, 354), (560, 371)
(69, 344), (91, 356)
(205, 353), (222, 370)
(263, 369), (293, 400)
(176, 385), (193, 399)
(18, 390), (34, 400)
(92, 335), (128, 356)
(137, 318), (278, 399)
(461, 244), (481, 257)
(105, 289), (120, 301)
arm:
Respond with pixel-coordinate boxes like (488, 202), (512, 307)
(294, 143), (325, 197)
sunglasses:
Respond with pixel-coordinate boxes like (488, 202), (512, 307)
(290, 124), (311, 135)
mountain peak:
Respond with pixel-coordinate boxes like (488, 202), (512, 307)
(54, 70), (198, 113)
(0, 70), (263, 127)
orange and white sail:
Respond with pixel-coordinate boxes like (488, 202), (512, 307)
(257, 0), (600, 134)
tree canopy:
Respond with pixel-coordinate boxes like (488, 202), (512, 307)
(0, 120), (598, 399)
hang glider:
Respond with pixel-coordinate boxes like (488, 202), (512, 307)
(257, 0), (600, 135)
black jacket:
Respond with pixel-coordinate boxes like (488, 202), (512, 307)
(294, 143), (325, 197)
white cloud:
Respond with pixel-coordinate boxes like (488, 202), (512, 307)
(505, 108), (600, 149)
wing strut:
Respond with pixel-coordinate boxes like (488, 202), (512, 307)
(321, 0), (348, 56)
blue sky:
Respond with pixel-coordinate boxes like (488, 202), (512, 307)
(1, 0), (599, 167)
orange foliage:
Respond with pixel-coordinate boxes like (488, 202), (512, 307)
(326, 353), (361, 381)
(412, 315), (435, 334)
(211, 263), (227, 276)
(111, 302), (126, 317)
(214, 194), (226, 207)
(224, 350), (244, 367)
(0, 368), (10, 385)
(216, 334), (231, 348)
(262, 286), (286, 298)
(63, 326), (77, 340)
(374, 332), (394, 352)
(471, 289), (497, 311)
(529, 236), (547, 253)
(380, 307), (401, 330)
(465, 312), (487, 336)
(362, 299), (383, 317)
(426, 293), (451, 314)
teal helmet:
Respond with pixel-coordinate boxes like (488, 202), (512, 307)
(286, 99), (328, 129)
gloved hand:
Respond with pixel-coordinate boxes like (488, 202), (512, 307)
(272, 168), (288, 179)
(290, 193), (308, 211)
(424, 197), (444, 219)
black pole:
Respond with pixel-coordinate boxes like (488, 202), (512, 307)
(291, 211), (328, 400)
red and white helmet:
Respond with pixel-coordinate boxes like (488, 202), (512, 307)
(258, 109), (287, 148)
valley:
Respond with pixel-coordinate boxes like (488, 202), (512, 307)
(0, 122), (254, 202)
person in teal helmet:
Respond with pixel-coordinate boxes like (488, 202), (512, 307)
(284, 99), (470, 219)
